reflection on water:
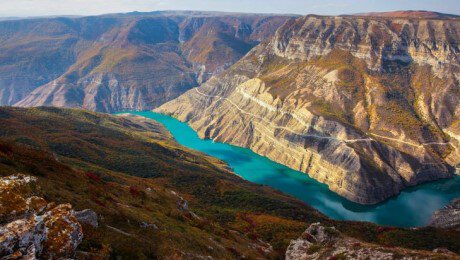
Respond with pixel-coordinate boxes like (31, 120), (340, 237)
(126, 111), (460, 227)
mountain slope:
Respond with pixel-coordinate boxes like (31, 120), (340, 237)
(0, 107), (320, 258)
(157, 15), (460, 204)
(0, 107), (459, 258)
(0, 12), (290, 112)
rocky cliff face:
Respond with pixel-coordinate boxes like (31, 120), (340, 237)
(285, 223), (457, 259)
(157, 15), (460, 204)
(180, 15), (289, 83)
(0, 174), (83, 259)
(429, 198), (460, 229)
(0, 12), (290, 112)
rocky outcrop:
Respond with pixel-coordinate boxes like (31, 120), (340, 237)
(158, 15), (460, 204)
(272, 15), (459, 72)
(285, 223), (458, 259)
(429, 198), (460, 229)
(74, 209), (98, 228)
(0, 174), (83, 259)
(1, 12), (291, 112)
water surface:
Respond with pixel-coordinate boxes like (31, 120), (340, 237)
(126, 111), (460, 227)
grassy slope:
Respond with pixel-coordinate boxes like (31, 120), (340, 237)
(0, 107), (458, 258)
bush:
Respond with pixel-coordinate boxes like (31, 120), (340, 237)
(86, 172), (101, 182)
(307, 244), (322, 254)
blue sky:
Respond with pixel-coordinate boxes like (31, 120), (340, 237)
(0, 0), (458, 17)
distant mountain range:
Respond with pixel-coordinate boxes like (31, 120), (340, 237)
(0, 11), (290, 111)
(352, 10), (460, 19)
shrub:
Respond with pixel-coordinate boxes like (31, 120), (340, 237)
(330, 252), (347, 260)
(86, 172), (101, 182)
(307, 244), (322, 254)
(129, 186), (140, 197)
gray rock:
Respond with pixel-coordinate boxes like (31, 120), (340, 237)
(140, 222), (158, 229)
(178, 199), (189, 211)
(286, 223), (457, 259)
(74, 209), (98, 228)
(429, 198), (460, 229)
(1, 175), (83, 259)
(433, 248), (455, 254)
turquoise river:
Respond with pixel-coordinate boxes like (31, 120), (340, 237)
(126, 111), (460, 227)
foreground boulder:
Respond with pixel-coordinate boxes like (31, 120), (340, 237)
(429, 198), (460, 229)
(74, 209), (98, 228)
(0, 174), (83, 259)
(286, 223), (458, 259)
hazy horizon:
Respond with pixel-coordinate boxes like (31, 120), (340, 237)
(0, 0), (459, 18)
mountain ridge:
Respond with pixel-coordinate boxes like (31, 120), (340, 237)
(0, 13), (291, 111)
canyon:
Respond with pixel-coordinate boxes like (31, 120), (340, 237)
(158, 13), (460, 204)
(0, 107), (458, 258)
(0, 9), (459, 258)
(3, 10), (458, 205)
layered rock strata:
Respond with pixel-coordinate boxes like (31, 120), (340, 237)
(158, 15), (460, 204)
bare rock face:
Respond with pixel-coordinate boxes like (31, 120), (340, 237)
(0, 174), (83, 259)
(74, 209), (98, 228)
(272, 16), (459, 72)
(429, 198), (460, 229)
(158, 15), (460, 204)
(286, 223), (458, 259)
